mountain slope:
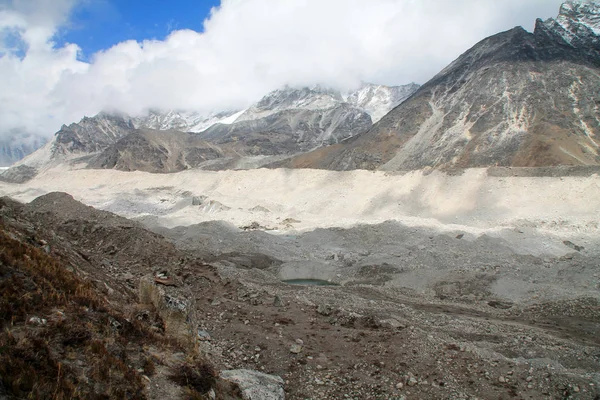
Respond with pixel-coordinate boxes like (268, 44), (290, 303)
(14, 113), (136, 170)
(345, 83), (420, 123)
(198, 86), (373, 155)
(4, 81), (417, 176)
(0, 114), (136, 182)
(133, 109), (245, 133)
(89, 129), (224, 173)
(285, 1), (600, 171)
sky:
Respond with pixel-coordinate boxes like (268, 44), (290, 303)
(0, 0), (565, 143)
(58, 0), (218, 58)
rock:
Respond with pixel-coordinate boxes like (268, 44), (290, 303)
(122, 272), (135, 281)
(380, 318), (406, 329)
(192, 196), (208, 206)
(396, 382), (404, 389)
(563, 240), (584, 252)
(28, 316), (47, 325)
(241, 222), (271, 231)
(154, 274), (176, 286)
(487, 300), (513, 310)
(218, 369), (285, 400)
(200, 200), (231, 214)
(406, 375), (418, 386)
(499, 376), (506, 383)
(455, 234), (464, 239)
(290, 344), (303, 354)
(273, 296), (283, 307)
(198, 329), (211, 341)
(316, 304), (333, 316)
(0, 165), (38, 184)
(249, 206), (271, 213)
(139, 275), (196, 345)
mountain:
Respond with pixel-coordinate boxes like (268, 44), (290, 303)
(133, 109), (245, 133)
(196, 86), (373, 157)
(234, 86), (345, 122)
(0, 114), (136, 182)
(88, 86), (379, 172)
(50, 113), (136, 156)
(132, 83), (418, 133)
(345, 83), (420, 123)
(0, 133), (46, 167)
(283, 1), (600, 171)
(89, 129), (224, 173)
(539, 0), (600, 48)
(4, 81), (417, 177)
(104, 83), (417, 170)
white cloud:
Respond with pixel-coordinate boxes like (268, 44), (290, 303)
(0, 0), (564, 140)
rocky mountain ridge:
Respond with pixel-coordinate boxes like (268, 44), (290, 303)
(4, 82), (416, 177)
(132, 83), (419, 132)
(11, 113), (135, 170)
(544, 0), (600, 43)
(88, 129), (224, 173)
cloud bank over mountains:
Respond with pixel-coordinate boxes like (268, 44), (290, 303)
(0, 0), (563, 139)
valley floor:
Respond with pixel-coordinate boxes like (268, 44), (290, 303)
(1, 166), (599, 399)
(2, 166), (599, 233)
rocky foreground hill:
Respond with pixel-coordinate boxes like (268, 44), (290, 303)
(282, 1), (600, 170)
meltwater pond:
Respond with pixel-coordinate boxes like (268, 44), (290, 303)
(282, 279), (339, 286)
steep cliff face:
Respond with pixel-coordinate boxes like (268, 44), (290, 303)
(286, 1), (600, 171)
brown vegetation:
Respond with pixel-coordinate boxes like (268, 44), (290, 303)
(0, 223), (214, 399)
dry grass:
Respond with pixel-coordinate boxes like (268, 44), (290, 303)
(0, 223), (215, 399)
(169, 362), (216, 398)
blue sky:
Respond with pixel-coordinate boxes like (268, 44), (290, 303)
(58, 0), (220, 57)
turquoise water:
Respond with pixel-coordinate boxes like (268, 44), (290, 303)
(282, 279), (338, 286)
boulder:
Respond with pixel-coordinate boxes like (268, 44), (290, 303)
(192, 196), (208, 206)
(139, 275), (196, 346)
(217, 370), (285, 400)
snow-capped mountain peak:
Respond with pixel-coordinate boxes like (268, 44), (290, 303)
(133, 109), (244, 133)
(539, 0), (600, 45)
(234, 83), (419, 124)
(234, 86), (344, 123)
